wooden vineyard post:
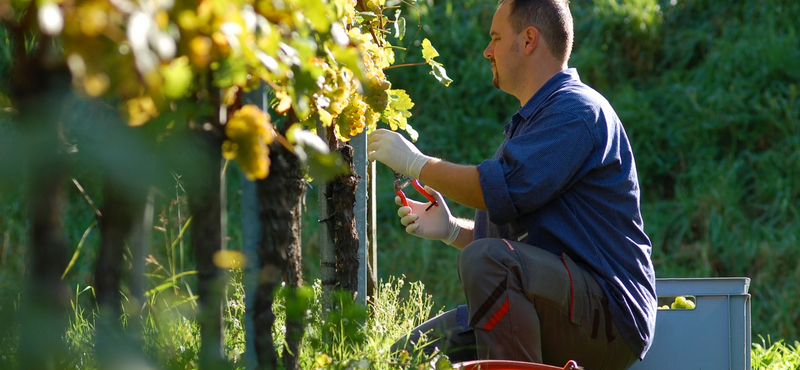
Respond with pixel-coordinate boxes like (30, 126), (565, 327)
(318, 129), (375, 306)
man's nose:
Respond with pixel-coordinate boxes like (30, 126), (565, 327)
(483, 44), (492, 59)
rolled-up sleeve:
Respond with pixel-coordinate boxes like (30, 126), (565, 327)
(477, 158), (518, 224)
(477, 111), (596, 225)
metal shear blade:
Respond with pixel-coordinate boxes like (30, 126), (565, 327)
(392, 170), (438, 211)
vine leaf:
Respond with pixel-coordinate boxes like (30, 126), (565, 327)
(301, 0), (331, 32)
(286, 124), (347, 181)
(421, 38), (440, 60)
(384, 89), (418, 140)
(161, 56), (193, 99)
(421, 38), (452, 87)
(430, 63), (452, 87)
(393, 9), (406, 40)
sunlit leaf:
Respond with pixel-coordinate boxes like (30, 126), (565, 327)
(355, 11), (378, 22)
(404, 122), (419, 141)
(393, 10), (406, 40)
(279, 285), (314, 321)
(213, 250), (246, 269)
(430, 63), (453, 87)
(330, 22), (350, 46)
(421, 38), (440, 61)
(287, 124), (330, 154)
(308, 150), (348, 182)
(177, 9), (199, 30)
(318, 109), (333, 127)
(315, 354), (332, 368)
(126, 95), (159, 126)
(189, 35), (213, 68)
(300, 0), (330, 32)
(83, 73), (110, 97)
(161, 56), (193, 99)
(387, 89), (411, 110)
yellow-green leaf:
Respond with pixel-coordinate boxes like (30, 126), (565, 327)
(430, 63), (453, 87)
(161, 56), (194, 99)
(299, 0), (330, 32)
(388, 89), (414, 111)
(393, 10), (406, 40)
(421, 38), (440, 61)
(404, 122), (419, 141)
(318, 109), (333, 127)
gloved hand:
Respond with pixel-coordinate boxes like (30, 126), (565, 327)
(396, 186), (460, 245)
(367, 129), (431, 179)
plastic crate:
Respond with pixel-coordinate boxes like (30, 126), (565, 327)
(454, 360), (581, 370)
(629, 277), (751, 370)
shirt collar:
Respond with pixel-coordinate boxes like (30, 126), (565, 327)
(504, 68), (580, 136)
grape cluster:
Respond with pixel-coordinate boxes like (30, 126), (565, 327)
(658, 295), (696, 310)
(340, 0), (358, 26)
(362, 0), (384, 14)
(364, 77), (390, 113)
(222, 105), (274, 180)
(322, 66), (357, 117)
(339, 95), (368, 137)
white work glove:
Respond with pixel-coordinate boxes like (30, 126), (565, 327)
(367, 129), (431, 179)
(396, 186), (460, 245)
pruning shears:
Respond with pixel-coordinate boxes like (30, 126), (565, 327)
(392, 170), (438, 211)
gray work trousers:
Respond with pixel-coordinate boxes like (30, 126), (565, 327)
(393, 238), (639, 370)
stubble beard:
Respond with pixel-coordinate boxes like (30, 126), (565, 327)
(491, 62), (500, 88)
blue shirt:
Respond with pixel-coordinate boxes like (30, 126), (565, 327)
(474, 68), (657, 358)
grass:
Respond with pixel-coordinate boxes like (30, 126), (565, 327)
(0, 173), (798, 369)
(49, 269), (445, 369)
(6, 265), (800, 369)
(753, 337), (800, 370)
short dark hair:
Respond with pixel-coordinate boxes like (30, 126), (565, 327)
(499, 0), (574, 61)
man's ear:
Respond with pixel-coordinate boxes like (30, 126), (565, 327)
(523, 26), (539, 55)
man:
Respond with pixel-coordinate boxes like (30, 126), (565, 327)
(367, 0), (656, 369)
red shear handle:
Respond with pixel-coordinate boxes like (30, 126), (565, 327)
(395, 189), (409, 207)
(411, 179), (438, 208)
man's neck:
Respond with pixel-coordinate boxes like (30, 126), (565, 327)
(516, 61), (567, 107)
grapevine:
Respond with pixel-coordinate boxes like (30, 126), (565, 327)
(7, 0), (449, 180)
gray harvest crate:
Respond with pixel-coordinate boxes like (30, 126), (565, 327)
(629, 277), (751, 370)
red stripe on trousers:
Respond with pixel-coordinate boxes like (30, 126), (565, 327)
(561, 254), (575, 322)
(481, 298), (510, 330)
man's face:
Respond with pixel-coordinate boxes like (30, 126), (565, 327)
(483, 2), (523, 92)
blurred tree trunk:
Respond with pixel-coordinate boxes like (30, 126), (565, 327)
(65, 97), (155, 368)
(93, 149), (151, 368)
(184, 125), (226, 368)
(254, 135), (306, 370)
(10, 25), (72, 368)
(95, 178), (132, 314)
(94, 174), (141, 367)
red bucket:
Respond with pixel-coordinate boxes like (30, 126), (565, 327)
(453, 360), (582, 370)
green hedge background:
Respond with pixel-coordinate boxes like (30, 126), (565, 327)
(356, 0), (800, 343)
